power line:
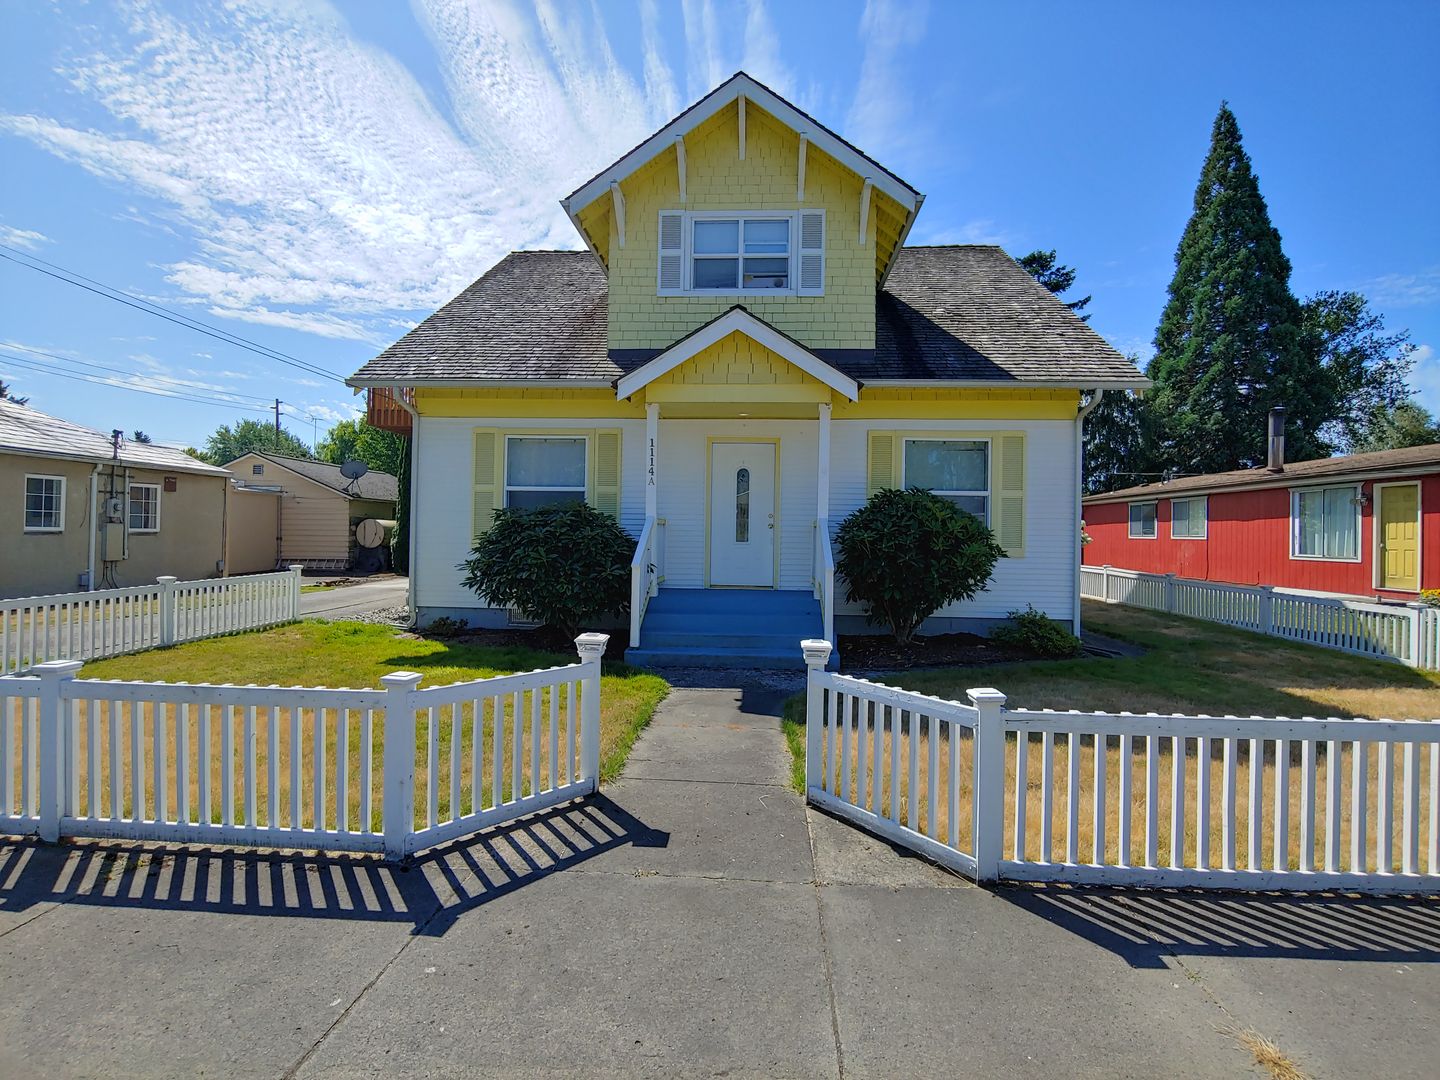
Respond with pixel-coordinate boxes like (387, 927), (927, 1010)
(0, 243), (350, 384)
(1, 341), (276, 409)
(0, 351), (276, 413)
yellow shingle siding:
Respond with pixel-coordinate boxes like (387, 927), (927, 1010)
(604, 101), (878, 352)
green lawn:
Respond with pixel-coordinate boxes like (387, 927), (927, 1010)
(71, 621), (668, 829)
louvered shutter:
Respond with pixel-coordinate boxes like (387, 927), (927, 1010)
(657, 211), (684, 294)
(472, 429), (501, 539)
(797, 209), (825, 295)
(592, 429), (622, 520)
(993, 434), (1026, 557)
(866, 431), (896, 496)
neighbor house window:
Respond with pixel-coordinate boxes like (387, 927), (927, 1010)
(903, 439), (989, 522)
(504, 436), (587, 510)
(1292, 485), (1359, 560)
(24, 474), (65, 532)
(691, 215), (791, 292)
(128, 483), (161, 533)
(1128, 501), (1157, 539)
(1171, 496), (1207, 539)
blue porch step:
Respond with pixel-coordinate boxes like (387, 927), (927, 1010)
(626, 588), (830, 671)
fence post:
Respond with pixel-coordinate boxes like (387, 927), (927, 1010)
(801, 640), (833, 795)
(35, 659), (83, 842)
(1257, 586), (1275, 636)
(575, 632), (610, 793)
(156, 576), (178, 646)
(1163, 573), (1177, 614)
(1404, 602), (1425, 668)
(967, 687), (1008, 884)
(1102, 565), (1113, 604)
(380, 670), (422, 861)
(288, 565), (304, 621)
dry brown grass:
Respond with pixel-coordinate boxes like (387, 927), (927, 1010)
(1225, 1026), (1310, 1080)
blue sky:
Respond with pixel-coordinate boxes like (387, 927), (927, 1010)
(2, 0), (1437, 450)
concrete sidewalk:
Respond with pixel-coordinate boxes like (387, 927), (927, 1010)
(0, 686), (1437, 1077)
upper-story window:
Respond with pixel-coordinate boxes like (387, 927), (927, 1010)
(658, 209), (825, 297)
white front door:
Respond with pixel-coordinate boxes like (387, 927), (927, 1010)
(709, 442), (776, 587)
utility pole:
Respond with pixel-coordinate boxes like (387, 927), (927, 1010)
(274, 398), (282, 436)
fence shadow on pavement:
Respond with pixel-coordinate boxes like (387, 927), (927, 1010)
(1001, 884), (1440, 969)
(0, 794), (668, 938)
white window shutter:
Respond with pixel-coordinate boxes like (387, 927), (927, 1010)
(797, 210), (825, 295)
(657, 211), (684, 294)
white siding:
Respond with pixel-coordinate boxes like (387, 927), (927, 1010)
(413, 416), (647, 610)
(829, 418), (1077, 622)
(655, 419), (818, 590)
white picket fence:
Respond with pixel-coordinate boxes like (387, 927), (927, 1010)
(0, 568), (304, 675)
(0, 634), (609, 858)
(802, 641), (1440, 894)
(1081, 564), (1440, 670)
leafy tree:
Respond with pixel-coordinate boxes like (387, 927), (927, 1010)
(1147, 104), (1315, 473)
(201, 418), (313, 465)
(459, 502), (632, 639)
(1016, 249), (1091, 320)
(391, 436), (411, 575)
(130, 430), (153, 444)
(1302, 290), (1415, 453)
(1082, 386), (1152, 493)
(834, 489), (1003, 644)
(0, 379), (28, 405)
(1353, 401), (1440, 453)
(316, 417), (406, 477)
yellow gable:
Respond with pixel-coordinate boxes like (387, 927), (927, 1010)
(641, 330), (834, 406)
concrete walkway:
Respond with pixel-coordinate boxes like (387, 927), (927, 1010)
(0, 687), (1436, 1077)
(298, 575), (407, 620)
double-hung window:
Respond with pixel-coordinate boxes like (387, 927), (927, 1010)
(903, 439), (989, 522)
(1128, 501), (1157, 539)
(1292, 485), (1359, 560)
(692, 216), (791, 292)
(24, 474), (65, 532)
(129, 483), (161, 533)
(1170, 496), (1207, 539)
(503, 436), (587, 510)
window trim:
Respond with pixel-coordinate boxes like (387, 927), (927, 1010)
(679, 209), (799, 297)
(128, 482), (162, 534)
(900, 436), (992, 525)
(1290, 484), (1362, 563)
(23, 473), (66, 533)
(1170, 496), (1208, 540)
(1128, 500), (1158, 540)
(502, 434), (590, 510)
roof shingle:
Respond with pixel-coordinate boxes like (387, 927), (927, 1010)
(349, 246), (1145, 388)
(231, 452), (398, 502)
(0, 400), (230, 476)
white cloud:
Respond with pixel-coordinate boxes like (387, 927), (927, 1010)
(681, 0), (725, 103)
(741, 0), (792, 100)
(0, 224), (50, 250)
(911, 218), (1008, 246)
(845, 0), (930, 166)
(1361, 269), (1440, 309)
(638, 0), (679, 121)
(1406, 343), (1440, 414)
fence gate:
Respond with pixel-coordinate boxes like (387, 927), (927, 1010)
(801, 640), (1440, 895)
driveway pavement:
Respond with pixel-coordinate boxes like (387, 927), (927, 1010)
(298, 576), (407, 620)
(0, 683), (1436, 1077)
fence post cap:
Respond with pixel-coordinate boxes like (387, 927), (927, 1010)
(380, 670), (423, 689)
(34, 659), (83, 679)
(575, 632), (610, 661)
(156, 575), (178, 584)
(966, 686), (1007, 706)
(800, 639), (833, 668)
(288, 564), (305, 572)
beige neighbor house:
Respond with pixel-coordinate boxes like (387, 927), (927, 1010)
(0, 399), (239, 599)
(224, 452), (398, 571)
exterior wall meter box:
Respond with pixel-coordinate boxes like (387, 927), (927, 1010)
(102, 522), (127, 560)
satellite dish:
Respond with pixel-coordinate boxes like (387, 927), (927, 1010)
(340, 459), (369, 480)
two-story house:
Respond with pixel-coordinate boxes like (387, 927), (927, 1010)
(349, 73), (1147, 668)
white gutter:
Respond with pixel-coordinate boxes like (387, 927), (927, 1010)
(345, 377), (615, 391)
(861, 377), (1151, 390)
(1073, 390), (1104, 636)
(86, 463), (102, 591)
(393, 389), (422, 627)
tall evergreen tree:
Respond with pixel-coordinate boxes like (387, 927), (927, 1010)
(1016, 249), (1091, 320)
(1148, 104), (1315, 474)
(0, 379), (28, 405)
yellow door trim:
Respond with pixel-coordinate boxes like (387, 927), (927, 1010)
(704, 436), (781, 589)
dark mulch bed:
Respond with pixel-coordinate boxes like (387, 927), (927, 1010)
(839, 632), (1034, 670)
(425, 624), (629, 658)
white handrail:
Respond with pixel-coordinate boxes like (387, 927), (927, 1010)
(629, 516), (660, 649)
(815, 518), (835, 650)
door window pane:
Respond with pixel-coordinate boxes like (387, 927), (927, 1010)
(735, 468), (750, 543)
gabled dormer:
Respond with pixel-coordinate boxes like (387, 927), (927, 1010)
(560, 73), (923, 354)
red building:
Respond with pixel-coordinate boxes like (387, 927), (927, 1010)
(1083, 440), (1440, 600)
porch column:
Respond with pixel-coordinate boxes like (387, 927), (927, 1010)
(816, 402), (831, 522)
(645, 401), (659, 519)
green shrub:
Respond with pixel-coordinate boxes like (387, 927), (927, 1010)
(424, 615), (469, 638)
(990, 604), (1083, 658)
(459, 501), (632, 639)
(834, 488), (1004, 644)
